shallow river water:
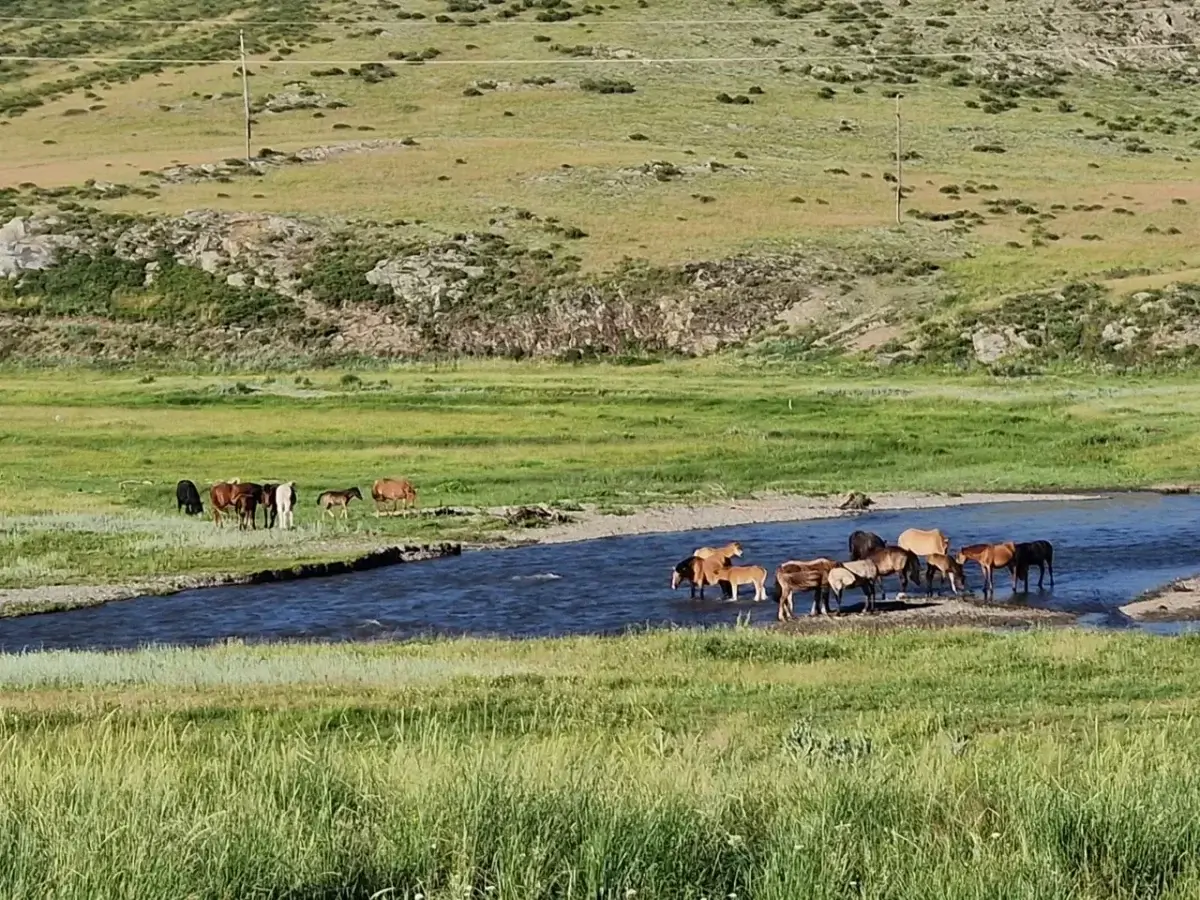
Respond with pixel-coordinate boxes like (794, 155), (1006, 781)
(3, 493), (1200, 653)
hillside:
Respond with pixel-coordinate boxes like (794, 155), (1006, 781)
(2, 0), (1200, 367)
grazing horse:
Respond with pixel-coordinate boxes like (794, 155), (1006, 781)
(828, 560), (879, 614)
(671, 555), (730, 600)
(259, 483), (279, 529)
(372, 478), (418, 514)
(773, 558), (837, 620)
(848, 530), (886, 561)
(925, 553), (965, 596)
(956, 542), (1018, 600)
(318, 487), (363, 519)
(176, 479), (204, 516)
(865, 546), (921, 598)
(897, 528), (951, 559)
(694, 542), (743, 563)
(713, 564), (768, 602)
(1014, 540), (1054, 591)
(275, 482), (297, 530)
(230, 482), (262, 531)
(210, 481), (237, 527)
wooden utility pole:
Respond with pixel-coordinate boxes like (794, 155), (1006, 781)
(239, 31), (252, 164)
(894, 93), (903, 226)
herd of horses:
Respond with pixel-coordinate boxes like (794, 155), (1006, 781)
(671, 527), (1056, 621)
(174, 477), (418, 529)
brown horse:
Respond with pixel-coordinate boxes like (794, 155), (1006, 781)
(259, 483), (279, 529)
(1014, 540), (1054, 591)
(318, 487), (363, 519)
(897, 528), (950, 559)
(829, 559), (881, 613)
(925, 553), (965, 596)
(773, 558), (837, 620)
(671, 555), (729, 600)
(210, 481), (236, 527)
(865, 546), (921, 598)
(372, 478), (418, 515)
(956, 542), (1017, 600)
(713, 564), (768, 602)
(234, 487), (259, 531)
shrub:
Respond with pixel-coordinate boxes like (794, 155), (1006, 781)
(972, 143), (1006, 153)
(580, 78), (634, 94)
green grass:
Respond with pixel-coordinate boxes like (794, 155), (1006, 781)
(3, 360), (1200, 589)
(7, 627), (1200, 897)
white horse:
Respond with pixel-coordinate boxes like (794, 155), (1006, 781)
(275, 482), (296, 530)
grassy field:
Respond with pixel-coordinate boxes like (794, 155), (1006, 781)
(2, 359), (1200, 589)
(3, 0), (1200, 305)
(4, 627), (1200, 897)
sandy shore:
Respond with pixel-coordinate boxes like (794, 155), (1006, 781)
(1121, 578), (1200, 622)
(522, 490), (1101, 545)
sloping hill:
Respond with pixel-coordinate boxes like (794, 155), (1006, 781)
(2, 0), (1200, 366)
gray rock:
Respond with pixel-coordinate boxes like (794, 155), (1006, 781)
(0, 216), (76, 278)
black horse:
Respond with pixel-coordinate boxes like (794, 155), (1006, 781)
(176, 479), (204, 516)
(848, 529), (886, 561)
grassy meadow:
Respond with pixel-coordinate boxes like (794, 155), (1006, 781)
(4, 627), (1200, 897)
(2, 359), (1200, 590)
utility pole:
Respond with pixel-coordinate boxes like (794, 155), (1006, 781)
(894, 93), (903, 226)
(239, 30), (252, 164)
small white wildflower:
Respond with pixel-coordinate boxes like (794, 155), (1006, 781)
(485, 888), (496, 894)
(415, 893), (425, 900)
(625, 890), (637, 899)
(991, 832), (1001, 839)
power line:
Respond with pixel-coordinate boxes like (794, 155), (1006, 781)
(1, 42), (1196, 66)
(0, 4), (1194, 27)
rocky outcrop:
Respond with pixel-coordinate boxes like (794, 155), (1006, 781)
(0, 216), (79, 278)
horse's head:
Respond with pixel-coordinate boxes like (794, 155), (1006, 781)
(954, 549), (967, 565)
(730, 542), (743, 557)
(350, 487), (363, 501)
(670, 569), (682, 589)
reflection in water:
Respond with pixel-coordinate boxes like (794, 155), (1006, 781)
(4, 494), (1200, 653)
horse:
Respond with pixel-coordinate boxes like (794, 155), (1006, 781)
(694, 542), (743, 563)
(259, 483), (279, 529)
(865, 546), (921, 598)
(233, 488), (258, 531)
(372, 477), (418, 515)
(671, 555), (731, 600)
(275, 482), (296, 530)
(848, 530), (886, 561)
(713, 564), (768, 602)
(924, 553), (965, 596)
(773, 558), (837, 620)
(897, 528), (951, 559)
(956, 542), (1017, 600)
(1014, 540), (1054, 591)
(828, 560), (879, 614)
(210, 481), (237, 527)
(176, 479), (203, 516)
(318, 487), (362, 519)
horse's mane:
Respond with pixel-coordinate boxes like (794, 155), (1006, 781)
(674, 556), (697, 577)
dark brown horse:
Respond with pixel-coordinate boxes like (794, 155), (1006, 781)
(1014, 540), (1054, 591)
(848, 530), (886, 561)
(318, 487), (362, 519)
(671, 556), (731, 600)
(259, 483), (279, 529)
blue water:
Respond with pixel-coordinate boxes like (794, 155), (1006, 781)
(4, 493), (1200, 652)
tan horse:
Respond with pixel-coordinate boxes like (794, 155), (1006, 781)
(372, 477), (417, 515)
(897, 528), (950, 559)
(956, 542), (1017, 600)
(774, 558), (837, 620)
(713, 564), (768, 602)
(671, 555), (728, 600)
(829, 559), (880, 613)
(318, 487), (363, 519)
(924, 553), (965, 596)
(694, 542), (742, 563)
(865, 547), (921, 598)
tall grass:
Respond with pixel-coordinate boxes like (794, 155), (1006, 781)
(4, 629), (1200, 897)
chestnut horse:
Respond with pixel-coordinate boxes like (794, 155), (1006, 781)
(865, 546), (921, 598)
(372, 477), (418, 514)
(956, 542), (1017, 600)
(694, 542), (743, 563)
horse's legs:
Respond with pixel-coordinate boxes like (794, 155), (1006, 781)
(1048, 558), (1054, 588)
(1037, 561), (1045, 590)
